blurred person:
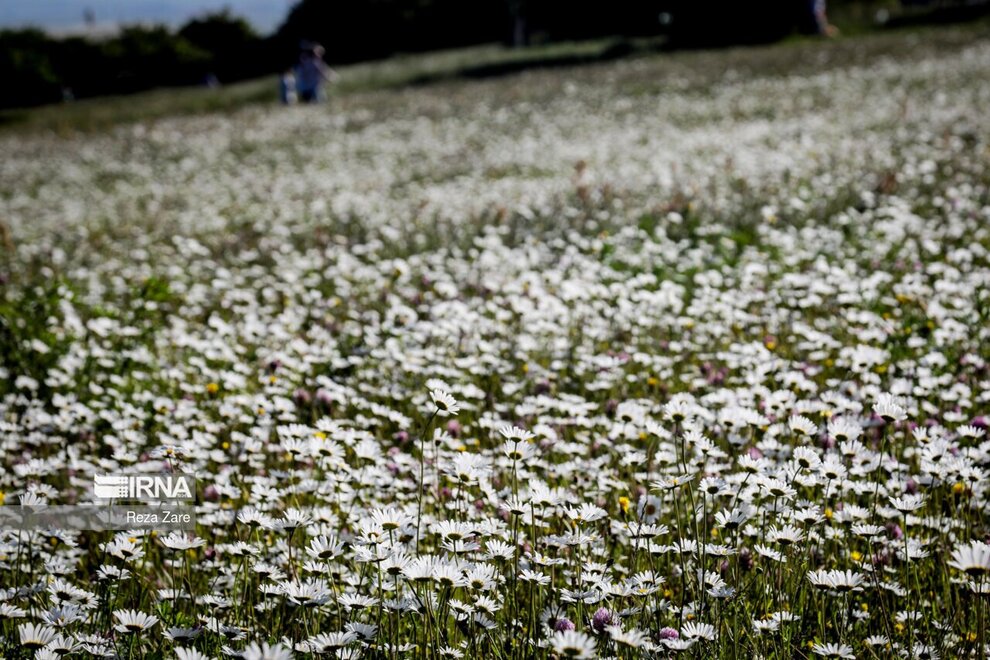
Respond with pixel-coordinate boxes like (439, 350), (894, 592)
(809, 0), (838, 37)
(295, 43), (338, 103)
(279, 68), (297, 105)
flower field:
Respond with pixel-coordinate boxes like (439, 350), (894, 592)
(1, 26), (990, 660)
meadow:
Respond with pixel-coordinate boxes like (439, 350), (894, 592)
(1, 21), (990, 660)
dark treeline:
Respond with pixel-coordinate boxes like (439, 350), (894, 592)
(0, 0), (944, 110)
(279, 0), (666, 64)
(0, 11), (266, 109)
(267, 0), (814, 63)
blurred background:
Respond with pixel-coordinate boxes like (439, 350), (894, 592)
(1, 0), (988, 112)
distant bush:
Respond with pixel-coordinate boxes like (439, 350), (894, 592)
(178, 10), (273, 83)
(0, 29), (64, 107)
(0, 12), (269, 110)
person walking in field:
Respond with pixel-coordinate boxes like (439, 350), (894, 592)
(295, 43), (338, 103)
(279, 68), (297, 105)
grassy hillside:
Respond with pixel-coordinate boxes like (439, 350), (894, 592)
(1, 18), (987, 135)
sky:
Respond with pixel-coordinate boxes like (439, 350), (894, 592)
(0, 1), (295, 36)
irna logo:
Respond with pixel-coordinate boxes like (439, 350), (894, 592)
(94, 474), (196, 501)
